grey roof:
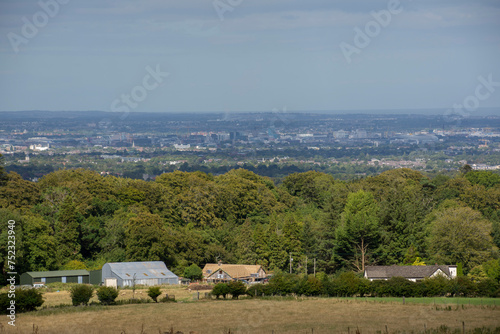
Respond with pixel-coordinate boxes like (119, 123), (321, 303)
(25, 270), (89, 278)
(104, 261), (177, 280)
(364, 265), (453, 279)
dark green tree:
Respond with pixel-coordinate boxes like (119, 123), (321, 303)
(335, 190), (380, 272)
(183, 263), (203, 281)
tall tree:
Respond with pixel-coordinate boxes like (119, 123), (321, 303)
(335, 190), (380, 272)
(428, 205), (494, 272)
(55, 196), (81, 265)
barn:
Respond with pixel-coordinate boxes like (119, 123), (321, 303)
(101, 261), (178, 287)
(20, 270), (90, 286)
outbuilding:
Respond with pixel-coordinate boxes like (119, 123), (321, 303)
(101, 261), (178, 287)
(364, 265), (457, 282)
(20, 270), (90, 286)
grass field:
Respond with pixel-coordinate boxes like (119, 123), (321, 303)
(3, 295), (500, 334)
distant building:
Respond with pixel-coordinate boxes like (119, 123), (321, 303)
(101, 261), (179, 287)
(364, 265), (457, 282)
(202, 262), (267, 283)
(20, 270), (90, 286)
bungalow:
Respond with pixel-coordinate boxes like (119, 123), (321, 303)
(202, 262), (267, 283)
(364, 265), (457, 282)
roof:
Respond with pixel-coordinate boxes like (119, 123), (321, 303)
(203, 264), (264, 279)
(364, 265), (454, 279)
(104, 261), (177, 280)
(24, 270), (89, 278)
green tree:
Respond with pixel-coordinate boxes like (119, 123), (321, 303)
(147, 286), (162, 302)
(96, 286), (119, 305)
(228, 280), (247, 299)
(55, 196), (81, 266)
(428, 206), (494, 272)
(183, 263), (203, 281)
(335, 190), (380, 272)
(21, 214), (57, 271)
(70, 285), (93, 306)
(125, 210), (169, 262)
(211, 283), (230, 299)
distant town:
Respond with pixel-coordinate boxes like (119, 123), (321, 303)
(1, 110), (500, 181)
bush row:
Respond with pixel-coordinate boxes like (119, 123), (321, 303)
(0, 288), (44, 314)
(246, 273), (500, 298)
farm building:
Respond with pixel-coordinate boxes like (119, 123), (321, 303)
(20, 270), (90, 286)
(202, 262), (267, 283)
(364, 265), (457, 282)
(101, 261), (178, 287)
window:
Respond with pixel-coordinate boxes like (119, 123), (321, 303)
(207, 270), (211, 274)
(62, 277), (67, 283)
(41, 278), (46, 283)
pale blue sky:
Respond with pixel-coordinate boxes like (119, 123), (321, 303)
(0, 0), (499, 113)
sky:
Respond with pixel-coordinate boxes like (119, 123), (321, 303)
(0, 0), (499, 114)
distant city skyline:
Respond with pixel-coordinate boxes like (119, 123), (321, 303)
(1, 0), (499, 113)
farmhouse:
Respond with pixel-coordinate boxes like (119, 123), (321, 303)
(20, 270), (90, 286)
(202, 262), (267, 283)
(101, 261), (179, 287)
(364, 265), (457, 282)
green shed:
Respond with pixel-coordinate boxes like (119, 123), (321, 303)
(89, 269), (102, 285)
(20, 270), (90, 286)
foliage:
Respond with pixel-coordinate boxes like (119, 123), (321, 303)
(428, 206), (494, 272)
(96, 286), (119, 305)
(211, 283), (230, 299)
(335, 190), (380, 271)
(228, 280), (247, 299)
(183, 263), (203, 281)
(0, 288), (44, 313)
(147, 286), (162, 302)
(70, 285), (93, 306)
(62, 260), (87, 270)
(1, 167), (499, 286)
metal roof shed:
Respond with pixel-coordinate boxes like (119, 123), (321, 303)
(20, 270), (90, 286)
(101, 261), (179, 287)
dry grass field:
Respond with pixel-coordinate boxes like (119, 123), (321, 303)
(3, 297), (500, 334)
(36, 285), (208, 307)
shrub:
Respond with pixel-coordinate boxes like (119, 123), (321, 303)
(70, 285), (93, 306)
(385, 277), (416, 297)
(211, 283), (230, 299)
(0, 289), (44, 314)
(246, 283), (268, 297)
(17, 288), (44, 312)
(147, 286), (162, 302)
(96, 286), (119, 305)
(297, 276), (323, 296)
(476, 278), (499, 297)
(267, 273), (298, 296)
(183, 264), (203, 281)
(228, 281), (247, 299)
(449, 276), (475, 297)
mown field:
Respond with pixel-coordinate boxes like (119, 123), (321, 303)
(3, 293), (500, 334)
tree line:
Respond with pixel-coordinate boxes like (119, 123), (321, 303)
(0, 153), (499, 285)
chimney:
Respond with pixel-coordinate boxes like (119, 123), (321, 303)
(218, 260), (222, 267)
